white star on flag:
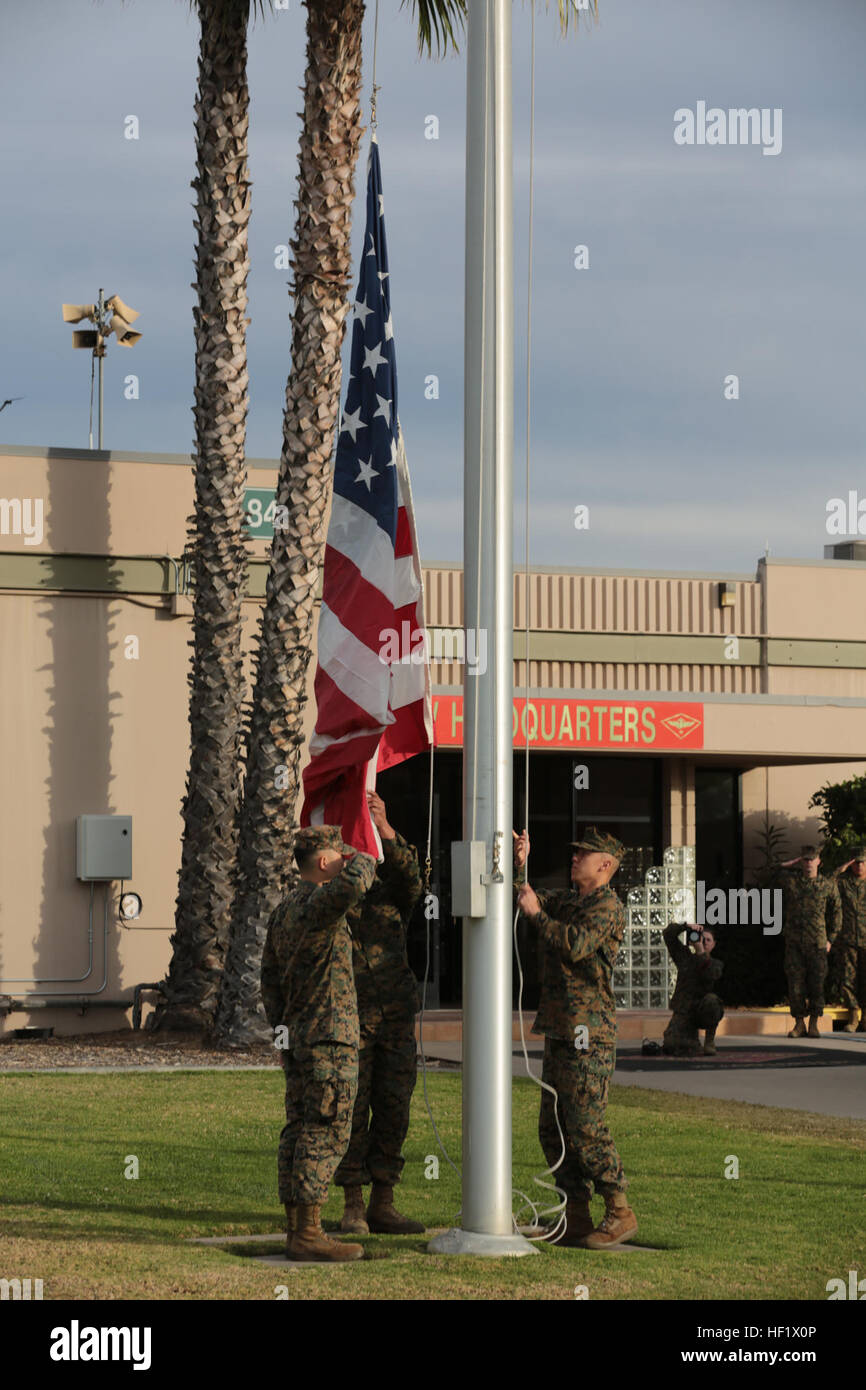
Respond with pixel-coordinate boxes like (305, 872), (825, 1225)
(340, 405), (366, 442)
(363, 341), (388, 376)
(354, 295), (373, 327)
(373, 394), (392, 425)
(355, 457), (379, 490)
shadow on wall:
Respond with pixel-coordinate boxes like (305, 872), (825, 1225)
(31, 450), (123, 1014)
(743, 808), (821, 881)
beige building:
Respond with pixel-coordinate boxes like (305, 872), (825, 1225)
(2, 442), (865, 1032)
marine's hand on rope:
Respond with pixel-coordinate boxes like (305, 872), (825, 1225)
(513, 828), (530, 868)
(366, 790), (395, 841)
(517, 882), (541, 920)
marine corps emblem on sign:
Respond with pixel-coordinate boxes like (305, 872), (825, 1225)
(660, 712), (702, 740)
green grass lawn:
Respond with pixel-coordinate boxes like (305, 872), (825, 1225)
(1, 1070), (863, 1300)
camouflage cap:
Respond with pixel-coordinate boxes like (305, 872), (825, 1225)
(799, 844), (820, 858)
(570, 825), (625, 861)
(294, 825), (353, 858)
(850, 845), (866, 861)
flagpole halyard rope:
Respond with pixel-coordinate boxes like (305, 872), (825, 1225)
(370, 0), (381, 129)
(469, 6), (490, 844)
(511, 0), (568, 1243)
(418, 623), (460, 1188)
(374, 0), (457, 1187)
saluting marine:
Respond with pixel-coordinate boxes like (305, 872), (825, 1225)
(830, 845), (866, 1033)
(773, 844), (841, 1038)
(514, 825), (636, 1250)
(260, 825), (376, 1263)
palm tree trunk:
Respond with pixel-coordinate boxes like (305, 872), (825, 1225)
(154, 0), (252, 1032)
(213, 0), (365, 1044)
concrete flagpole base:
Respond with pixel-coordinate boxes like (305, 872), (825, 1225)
(427, 1227), (539, 1257)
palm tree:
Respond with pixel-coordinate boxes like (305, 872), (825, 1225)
(153, 0), (267, 1031)
(213, 0), (375, 1044)
(213, 0), (595, 1044)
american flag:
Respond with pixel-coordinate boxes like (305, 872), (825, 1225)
(300, 136), (433, 858)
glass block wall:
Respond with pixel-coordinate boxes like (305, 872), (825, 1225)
(614, 845), (696, 1008)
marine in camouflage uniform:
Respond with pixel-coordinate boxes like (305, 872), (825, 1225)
(335, 791), (425, 1235)
(260, 824), (376, 1261)
(830, 845), (866, 1032)
(661, 924), (724, 1056)
(773, 843), (841, 1038)
(514, 825), (636, 1250)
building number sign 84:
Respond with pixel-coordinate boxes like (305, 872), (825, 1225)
(243, 488), (279, 538)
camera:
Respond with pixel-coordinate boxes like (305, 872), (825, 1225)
(670, 922), (703, 944)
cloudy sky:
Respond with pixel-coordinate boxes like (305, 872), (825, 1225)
(1, 0), (864, 570)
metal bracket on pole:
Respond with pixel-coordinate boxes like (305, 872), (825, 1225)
(485, 830), (504, 883)
(451, 841), (487, 918)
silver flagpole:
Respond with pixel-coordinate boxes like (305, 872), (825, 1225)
(428, 0), (536, 1258)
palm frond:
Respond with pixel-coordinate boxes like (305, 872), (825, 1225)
(551, 0), (599, 36)
(247, 0), (274, 25)
(402, 0), (467, 57)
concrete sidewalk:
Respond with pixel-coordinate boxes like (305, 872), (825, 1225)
(420, 1034), (866, 1121)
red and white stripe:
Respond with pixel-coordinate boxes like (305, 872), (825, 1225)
(301, 429), (432, 857)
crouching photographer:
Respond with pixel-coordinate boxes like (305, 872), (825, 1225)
(662, 922), (725, 1057)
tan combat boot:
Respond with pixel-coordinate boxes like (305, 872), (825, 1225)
(340, 1184), (369, 1235)
(557, 1196), (595, 1247)
(842, 1009), (860, 1033)
(582, 1192), (638, 1250)
(283, 1202), (297, 1257)
(703, 1025), (718, 1056)
(788, 1017), (806, 1038)
(288, 1203), (364, 1262)
(807, 1015), (821, 1038)
(366, 1182), (425, 1234)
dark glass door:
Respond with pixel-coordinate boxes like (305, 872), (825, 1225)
(695, 767), (742, 891)
(572, 755), (663, 899)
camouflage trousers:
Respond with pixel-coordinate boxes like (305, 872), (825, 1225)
(539, 1037), (626, 1202)
(784, 941), (827, 1018)
(662, 993), (725, 1055)
(334, 1011), (418, 1188)
(278, 1042), (358, 1206)
(832, 944), (866, 1012)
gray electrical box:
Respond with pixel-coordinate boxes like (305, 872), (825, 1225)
(451, 840), (487, 918)
(76, 815), (133, 881)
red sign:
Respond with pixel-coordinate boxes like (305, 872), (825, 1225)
(432, 695), (704, 750)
